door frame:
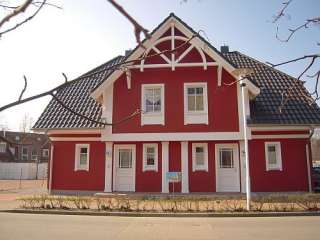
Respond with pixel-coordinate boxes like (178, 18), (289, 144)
(215, 143), (240, 192)
(113, 144), (136, 192)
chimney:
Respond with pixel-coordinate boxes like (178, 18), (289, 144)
(220, 45), (229, 54)
(125, 49), (132, 57)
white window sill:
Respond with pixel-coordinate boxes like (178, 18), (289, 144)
(266, 168), (282, 171)
(192, 168), (208, 172)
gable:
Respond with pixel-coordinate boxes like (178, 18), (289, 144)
(91, 13), (246, 101)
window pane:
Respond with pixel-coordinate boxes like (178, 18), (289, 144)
(196, 87), (203, 94)
(188, 95), (195, 111)
(195, 146), (204, 166)
(147, 147), (155, 154)
(188, 88), (195, 95)
(147, 154), (155, 166)
(220, 149), (234, 168)
(80, 154), (87, 165)
(119, 149), (132, 168)
(195, 95), (204, 110)
(145, 87), (161, 113)
(22, 148), (28, 154)
(80, 148), (87, 154)
(268, 145), (277, 165)
(0, 143), (6, 153)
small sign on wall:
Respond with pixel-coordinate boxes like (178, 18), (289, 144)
(166, 172), (182, 183)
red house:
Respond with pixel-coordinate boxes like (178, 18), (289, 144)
(33, 14), (320, 194)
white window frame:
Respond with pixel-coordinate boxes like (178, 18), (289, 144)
(141, 84), (165, 125)
(31, 149), (38, 161)
(265, 142), (282, 171)
(0, 142), (6, 153)
(75, 144), (90, 171)
(22, 147), (28, 160)
(184, 82), (208, 125)
(42, 149), (49, 158)
(142, 143), (158, 172)
(192, 143), (208, 172)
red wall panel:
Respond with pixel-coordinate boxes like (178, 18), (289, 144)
(249, 138), (310, 192)
(112, 67), (239, 133)
(188, 141), (216, 192)
(134, 142), (162, 192)
(169, 142), (182, 192)
(51, 141), (105, 191)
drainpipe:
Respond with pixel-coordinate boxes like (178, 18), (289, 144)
(240, 79), (251, 211)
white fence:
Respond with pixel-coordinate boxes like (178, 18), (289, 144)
(0, 162), (47, 180)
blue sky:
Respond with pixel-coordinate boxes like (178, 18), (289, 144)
(0, 0), (319, 130)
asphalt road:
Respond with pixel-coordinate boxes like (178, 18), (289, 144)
(0, 213), (319, 240)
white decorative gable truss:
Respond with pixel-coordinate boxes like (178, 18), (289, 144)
(91, 14), (260, 141)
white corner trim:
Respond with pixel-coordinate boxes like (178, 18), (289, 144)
(181, 141), (189, 193)
(142, 143), (159, 172)
(141, 84), (165, 126)
(161, 141), (169, 193)
(49, 145), (54, 195)
(104, 142), (113, 192)
(74, 144), (90, 171)
(217, 65), (222, 87)
(183, 82), (209, 125)
(191, 142), (208, 172)
(305, 144), (312, 193)
(265, 142), (282, 171)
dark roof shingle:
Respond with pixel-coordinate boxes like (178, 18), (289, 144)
(33, 55), (125, 129)
(223, 51), (320, 125)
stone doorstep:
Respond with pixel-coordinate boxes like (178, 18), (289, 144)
(2, 209), (320, 218)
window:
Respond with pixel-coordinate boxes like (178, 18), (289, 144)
(22, 147), (28, 160)
(265, 142), (282, 171)
(184, 83), (208, 125)
(187, 87), (204, 111)
(141, 84), (165, 125)
(42, 149), (49, 158)
(75, 144), (90, 171)
(31, 149), (38, 161)
(192, 143), (208, 171)
(0, 142), (6, 153)
(15, 136), (20, 141)
(118, 149), (132, 168)
(143, 144), (158, 171)
(219, 148), (234, 168)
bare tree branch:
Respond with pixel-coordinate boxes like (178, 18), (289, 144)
(106, 0), (150, 47)
(0, 0), (33, 29)
(276, 17), (320, 42)
(0, 0), (48, 37)
(272, 0), (292, 23)
(18, 75), (27, 101)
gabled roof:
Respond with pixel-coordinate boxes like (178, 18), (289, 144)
(223, 51), (320, 125)
(33, 56), (125, 129)
(33, 14), (320, 130)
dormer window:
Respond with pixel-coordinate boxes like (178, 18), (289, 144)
(141, 84), (165, 125)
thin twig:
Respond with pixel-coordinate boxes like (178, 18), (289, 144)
(272, 0), (292, 23)
(18, 75), (28, 101)
(106, 0), (150, 47)
(0, 0), (52, 37)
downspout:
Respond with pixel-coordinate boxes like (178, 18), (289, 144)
(49, 144), (54, 195)
(306, 126), (315, 192)
(240, 79), (251, 211)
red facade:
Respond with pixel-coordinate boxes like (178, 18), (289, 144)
(46, 15), (314, 195)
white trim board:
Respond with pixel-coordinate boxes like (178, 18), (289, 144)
(101, 132), (243, 142)
(251, 134), (309, 139)
(50, 137), (101, 142)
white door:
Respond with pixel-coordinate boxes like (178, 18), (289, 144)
(215, 144), (240, 192)
(113, 145), (136, 192)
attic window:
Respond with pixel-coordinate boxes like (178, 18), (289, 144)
(15, 136), (20, 141)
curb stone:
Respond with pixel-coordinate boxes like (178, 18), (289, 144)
(1, 209), (320, 218)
